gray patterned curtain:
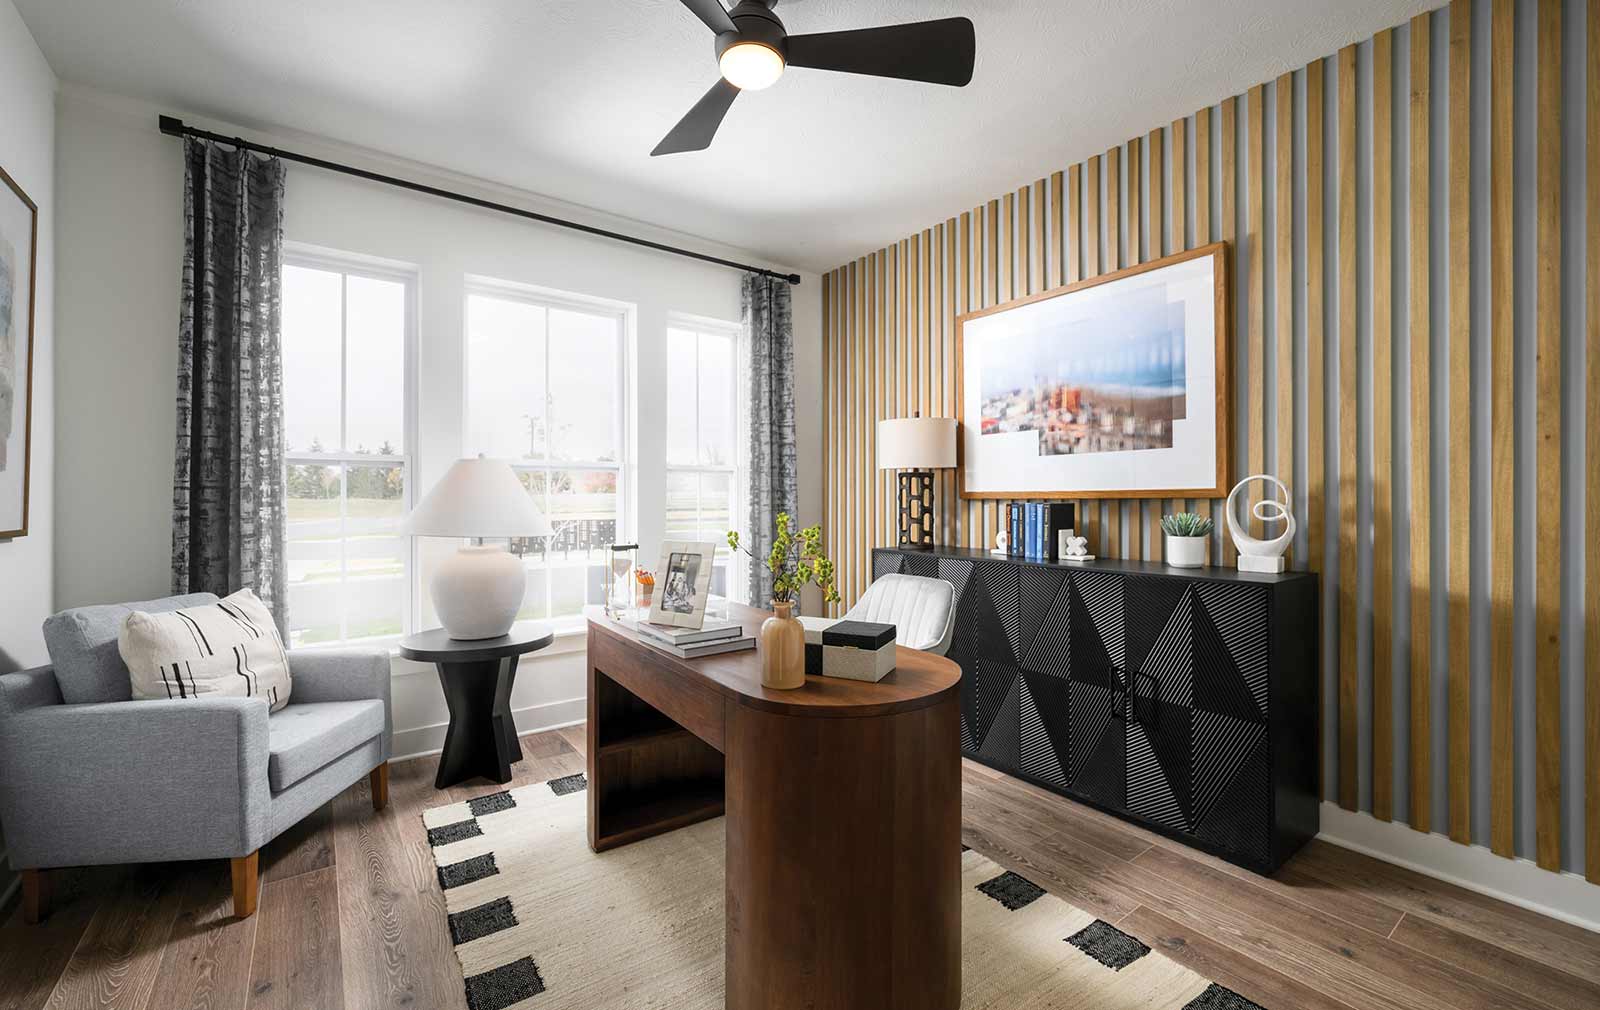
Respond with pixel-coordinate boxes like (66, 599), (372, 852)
(172, 138), (289, 633)
(743, 273), (797, 606)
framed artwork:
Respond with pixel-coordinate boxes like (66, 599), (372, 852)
(955, 243), (1230, 500)
(0, 162), (37, 539)
(647, 540), (717, 629)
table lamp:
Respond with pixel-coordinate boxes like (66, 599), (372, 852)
(877, 414), (957, 550)
(405, 455), (553, 640)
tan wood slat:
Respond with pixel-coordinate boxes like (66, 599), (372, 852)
(963, 210), (978, 548)
(854, 257), (867, 605)
(1069, 164), (1083, 284)
(1148, 127), (1167, 560)
(1408, 13), (1433, 834)
(1002, 192), (1016, 305)
(825, 268), (838, 611)
(1032, 178), (1047, 295)
(1533, 0), (1562, 873)
(1218, 98), (1239, 565)
(1588, 0), (1600, 886)
(1107, 146), (1122, 273)
(1248, 84), (1266, 543)
(984, 202), (999, 549)
(1195, 106), (1212, 245)
(1305, 60), (1327, 797)
(925, 226), (937, 423)
(1275, 74), (1295, 571)
(1049, 170), (1066, 289)
(1490, 0), (1516, 856)
(1337, 44), (1359, 813)
(1128, 137), (1143, 268)
(1086, 155), (1102, 279)
(1171, 117), (1188, 545)
(1372, 31), (1395, 823)
(880, 250), (891, 553)
(1446, 0), (1472, 844)
(943, 219), (957, 542)
(890, 245), (903, 561)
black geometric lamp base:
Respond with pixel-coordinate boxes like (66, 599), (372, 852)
(896, 469), (937, 550)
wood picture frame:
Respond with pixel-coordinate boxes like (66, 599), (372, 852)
(0, 162), (37, 540)
(954, 242), (1231, 501)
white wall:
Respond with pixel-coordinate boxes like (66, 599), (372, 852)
(0, 0), (55, 916)
(0, 0), (55, 673)
(53, 86), (822, 755)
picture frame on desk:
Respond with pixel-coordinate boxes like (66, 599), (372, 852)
(647, 540), (717, 629)
(953, 244), (1231, 501)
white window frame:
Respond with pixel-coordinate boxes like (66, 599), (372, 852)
(281, 244), (419, 648)
(462, 275), (634, 632)
(665, 312), (746, 602)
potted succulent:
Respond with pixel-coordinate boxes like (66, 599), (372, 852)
(727, 514), (842, 690)
(1161, 512), (1214, 569)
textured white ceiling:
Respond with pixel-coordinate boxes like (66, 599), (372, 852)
(17, 0), (1434, 271)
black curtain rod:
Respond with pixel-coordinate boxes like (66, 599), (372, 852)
(158, 115), (801, 286)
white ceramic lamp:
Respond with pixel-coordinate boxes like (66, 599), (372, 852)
(877, 415), (957, 550)
(406, 456), (553, 640)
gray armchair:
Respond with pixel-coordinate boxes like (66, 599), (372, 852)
(0, 593), (392, 921)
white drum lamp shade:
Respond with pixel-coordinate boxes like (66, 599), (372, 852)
(877, 417), (957, 471)
(406, 456), (553, 640)
(876, 416), (956, 549)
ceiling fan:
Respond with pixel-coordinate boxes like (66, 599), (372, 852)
(653, 0), (976, 156)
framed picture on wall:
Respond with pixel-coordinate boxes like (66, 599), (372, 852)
(647, 540), (717, 629)
(0, 161), (38, 540)
(955, 243), (1230, 500)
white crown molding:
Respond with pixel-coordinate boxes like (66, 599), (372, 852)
(1318, 802), (1600, 933)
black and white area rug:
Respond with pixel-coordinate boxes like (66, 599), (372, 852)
(423, 776), (1266, 1010)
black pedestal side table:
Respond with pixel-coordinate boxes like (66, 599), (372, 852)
(399, 622), (554, 789)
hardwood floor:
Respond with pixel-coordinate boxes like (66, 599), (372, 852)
(0, 724), (1594, 1010)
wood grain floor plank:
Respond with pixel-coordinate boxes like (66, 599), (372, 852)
(1390, 909), (1600, 1010)
(246, 866), (342, 1010)
(145, 868), (260, 1010)
(0, 869), (119, 1010)
(1132, 844), (1533, 1010)
(1119, 906), (1360, 1010)
(261, 801), (334, 884)
(334, 757), (466, 1010)
(1289, 839), (1600, 980)
(44, 865), (186, 1010)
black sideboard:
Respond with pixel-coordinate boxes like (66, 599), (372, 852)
(874, 545), (1319, 873)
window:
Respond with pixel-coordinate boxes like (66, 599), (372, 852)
(665, 318), (742, 600)
(465, 281), (628, 625)
(281, 251), (413, 647)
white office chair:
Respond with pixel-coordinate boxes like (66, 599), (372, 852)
(844, 573), (957, 656)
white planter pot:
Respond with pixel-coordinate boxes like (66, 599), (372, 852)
(1164, 534), (1208, 569)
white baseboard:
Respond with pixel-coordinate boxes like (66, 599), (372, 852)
(390, 696), (586, 763)
(1317, 802), (1600, 933)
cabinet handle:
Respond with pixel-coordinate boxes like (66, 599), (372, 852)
(1131, 670), (1159, 726)
(1110, 666), (1127, 720)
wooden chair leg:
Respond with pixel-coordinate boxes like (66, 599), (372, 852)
(231, 851), (259, 919)
(21, 868), (48, 925)
(370, 762), (390, 811)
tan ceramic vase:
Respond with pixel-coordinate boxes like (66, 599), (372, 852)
(760, 600), (806, 690)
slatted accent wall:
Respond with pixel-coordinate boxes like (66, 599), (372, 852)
(821, 0), (1600, 879)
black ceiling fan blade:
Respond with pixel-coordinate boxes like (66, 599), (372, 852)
(785, 17), (975, 87)
(676, 0), (736, 35)
(652, 79), (741, 156)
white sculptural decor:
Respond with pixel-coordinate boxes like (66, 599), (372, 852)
(1225, 473), (1296, 573)
(1061, 529), (1095, 563)
(991, 530), (1010, 556)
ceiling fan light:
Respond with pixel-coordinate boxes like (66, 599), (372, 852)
(719, 41), (784, 91)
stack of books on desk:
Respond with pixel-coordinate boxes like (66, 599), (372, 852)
(634, 619), (754, 659)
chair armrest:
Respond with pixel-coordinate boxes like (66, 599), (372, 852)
(287, 649), (392, 760)
(0, 697), (271, 868)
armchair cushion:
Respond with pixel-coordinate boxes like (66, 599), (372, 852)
(43, 592), (219, 704)
(268, 699), (385, 792)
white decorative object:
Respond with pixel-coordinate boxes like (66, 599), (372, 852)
(991, 530), (1010, 556)
(1164, 534), (1208, 568)
(1225, 473), (1296, 573)
(1061, 530), (1095, 563)
(406, 455), (553, 640)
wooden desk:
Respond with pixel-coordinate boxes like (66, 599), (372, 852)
(586, 603), (962, 1010)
